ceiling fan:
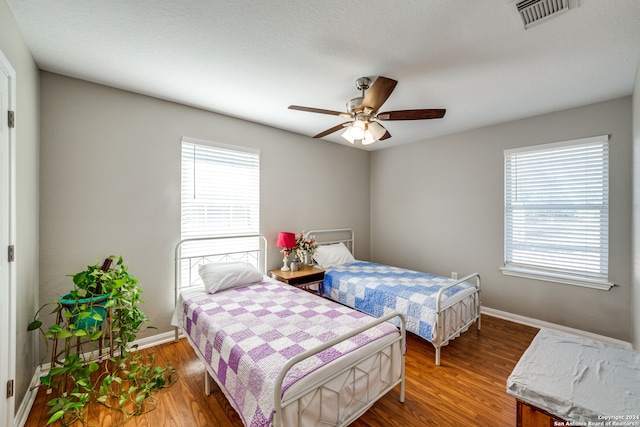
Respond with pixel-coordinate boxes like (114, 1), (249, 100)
(288, 76), (446, 145)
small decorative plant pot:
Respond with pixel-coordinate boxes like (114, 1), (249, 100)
(58, 293), (110, 330)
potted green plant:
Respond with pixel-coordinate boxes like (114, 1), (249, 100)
(28, 256), (177, 426)
(56, 257), (113, 332)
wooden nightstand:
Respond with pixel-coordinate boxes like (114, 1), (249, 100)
(269, 265), (325, 296)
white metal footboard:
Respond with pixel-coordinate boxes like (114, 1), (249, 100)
(273, 312), (406, 427)
(433, 273), (481, 366)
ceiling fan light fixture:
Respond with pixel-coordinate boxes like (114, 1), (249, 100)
(367, 121), (386, 140)
(349, 120), (366, 140)
(362, 130), (376, 145)
(341, 128), (356, 144)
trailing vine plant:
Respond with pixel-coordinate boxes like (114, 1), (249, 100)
(28, 256), (177, 426)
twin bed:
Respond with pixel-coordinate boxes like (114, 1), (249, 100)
(172, 235), (406, 427)
(309, 229), (481, 366)
(172, 230), (481, 426)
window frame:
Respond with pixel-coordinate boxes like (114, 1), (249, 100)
(179, 137), (262, 275)
(501, 135), (613, 290)
(181, 136), (260, 240)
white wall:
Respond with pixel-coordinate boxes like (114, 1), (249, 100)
(632, 58), (640, 349)
(0, 0), (40, 415)
(38, 72), (370, 359)
(371, 97), (633, 342)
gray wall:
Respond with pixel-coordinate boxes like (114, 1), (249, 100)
(371, 97), (633, 342)
(38, 72), (371, 359)
(0, 0), (40, 415)
(633, 59), (640, 350)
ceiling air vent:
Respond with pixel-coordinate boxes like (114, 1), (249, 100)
(513, 0), (578, 29)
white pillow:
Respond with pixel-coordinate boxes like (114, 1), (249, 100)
(198, 262), (263, 293)
(313, 243), (355, 268)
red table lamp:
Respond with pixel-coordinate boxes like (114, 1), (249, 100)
(276, 231), (296, 271)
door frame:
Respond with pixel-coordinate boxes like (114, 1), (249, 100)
(0, 49), (17, 427)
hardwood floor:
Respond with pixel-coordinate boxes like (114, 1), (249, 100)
(25, 314), (538, 426)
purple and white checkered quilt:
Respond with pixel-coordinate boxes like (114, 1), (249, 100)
(182, 279), (399, 427)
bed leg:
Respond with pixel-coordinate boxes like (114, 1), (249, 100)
(399, 351), (406, 403)
(435, 347), (441, 366)
(204, 370), (211, 396)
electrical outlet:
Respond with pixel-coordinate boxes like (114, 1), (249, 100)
(451, 272), (458, 280)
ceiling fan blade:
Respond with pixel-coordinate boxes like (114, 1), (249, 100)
(376, 109), (446, 120)
(289, 105), (351, 117)
(360, 77), (398, 113)
(313, 122), (351, 138)
(379, 130), (392, 140)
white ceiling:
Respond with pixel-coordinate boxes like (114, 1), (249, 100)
(7, 0), (640, 151)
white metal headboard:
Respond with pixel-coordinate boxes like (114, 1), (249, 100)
(173, 234), (267, 342)
(174, 234), (268, 294)
(306, 228), (355, 258)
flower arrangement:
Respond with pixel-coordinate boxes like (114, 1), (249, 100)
(280, 247), (292, 256)
(294, 231), (318, 264)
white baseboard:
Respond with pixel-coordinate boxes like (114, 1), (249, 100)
(132, 330), (178, 351)
(14, 367), (42, 427)
(481, 306), (633, 349)
(15, 329), (181, 427)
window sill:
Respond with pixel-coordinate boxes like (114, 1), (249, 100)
(500, 266), (614, 291)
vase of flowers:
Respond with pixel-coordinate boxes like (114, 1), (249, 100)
(294, 231), (318, 265)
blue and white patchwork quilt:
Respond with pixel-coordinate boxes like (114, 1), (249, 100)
(322, 261), (475, 343)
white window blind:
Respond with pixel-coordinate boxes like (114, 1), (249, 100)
(180, 137), (260, 269)
(181, 137), (259, 239)
(502, 135), (611, 290)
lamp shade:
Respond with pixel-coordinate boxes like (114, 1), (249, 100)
(349, 120), (366, 140)
(362, 129), (376, 145)
(341, 127), (357, 144)
(276, 232), (296, 249)
(367, 121), (386, 140)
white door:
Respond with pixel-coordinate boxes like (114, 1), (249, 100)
(0, 51), (15, 427)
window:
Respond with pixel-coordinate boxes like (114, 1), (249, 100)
(181, 137), (259, 238)
(180, 137), (260, 270)
(502, 135), (611, 290)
